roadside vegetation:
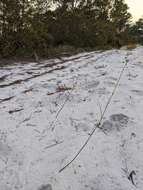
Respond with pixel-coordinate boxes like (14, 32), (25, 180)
(0, 0), (142, 59)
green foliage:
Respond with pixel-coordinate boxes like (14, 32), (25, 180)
(0, 0), (133, 58)
(129, 18), (143, 44)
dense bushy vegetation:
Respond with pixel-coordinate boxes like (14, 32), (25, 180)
(0, 0), (139, 58)
(129, 18), (143, 44)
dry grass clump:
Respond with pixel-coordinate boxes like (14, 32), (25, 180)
(126, 43), (137, 50)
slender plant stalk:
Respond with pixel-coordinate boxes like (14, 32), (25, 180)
(59, 54), (129, 173)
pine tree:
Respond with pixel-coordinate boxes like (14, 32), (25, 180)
(129, 18), (143, 44)
(111, 0), (131, 32)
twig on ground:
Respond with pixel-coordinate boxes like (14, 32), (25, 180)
(8, 108), (23, 114)
(0, 96), (14, 103)
(128, 170), (136, 186)
(44, 140), (64, 150)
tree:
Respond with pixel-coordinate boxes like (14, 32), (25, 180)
(111, 0), (131, 32)
(0, 0), (133, 58)
(108, 0), (131, 47)
(129, 18), (143, 44)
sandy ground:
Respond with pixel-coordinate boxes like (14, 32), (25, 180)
(0, 47), (143, 190)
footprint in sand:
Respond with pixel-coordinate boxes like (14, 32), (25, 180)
(101, 113), (129, 133)
(38, 184), (52, 190)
